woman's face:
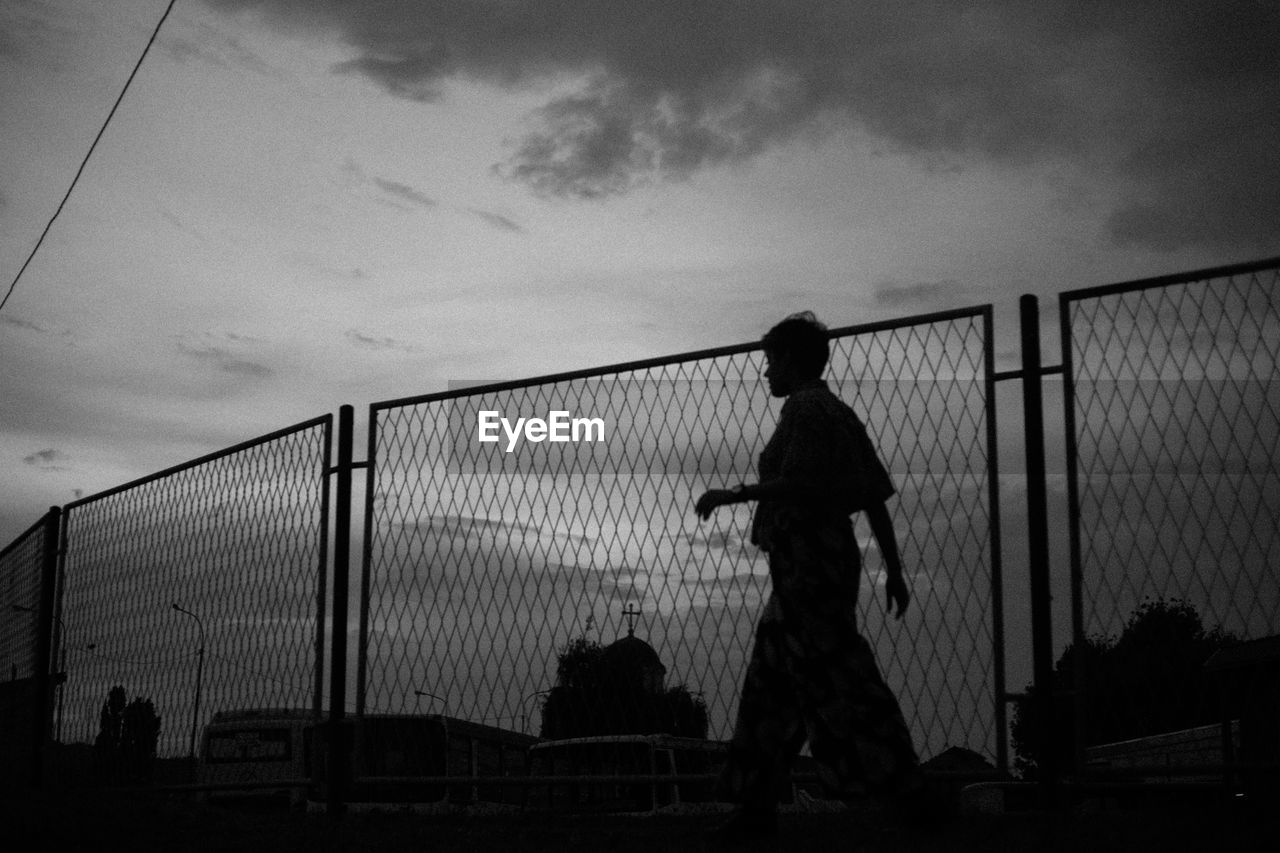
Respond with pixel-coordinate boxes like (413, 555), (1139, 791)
(763, 349), (797, 398)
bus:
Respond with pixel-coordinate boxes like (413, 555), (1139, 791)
(198, 709), (538, 810)
(197, 708), (317, 807)
(526, 734), (729, 812)
(525, 735), (847, 813)
(321, 713), (540, 810)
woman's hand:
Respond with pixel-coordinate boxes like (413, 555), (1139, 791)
(885, 572), (910, 620)
(695, 489), (736, 520)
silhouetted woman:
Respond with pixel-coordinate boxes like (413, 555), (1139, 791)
(695, 311), (924, 842)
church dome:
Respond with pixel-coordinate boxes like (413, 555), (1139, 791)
(601, 635), (667, 693)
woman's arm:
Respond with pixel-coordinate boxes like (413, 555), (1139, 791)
(694, 486), (910, 619)
(693, 477), (806, 520)
(694, 474), (857, 520)
(865, 500), (910, 620)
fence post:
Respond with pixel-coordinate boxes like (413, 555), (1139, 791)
(326, 405), (355, 816)
(1020, 295), (1059, 803)
(983, 306), (1010, 776)
(1058, 292), (1087, 785)
(32, 506), (61, 788)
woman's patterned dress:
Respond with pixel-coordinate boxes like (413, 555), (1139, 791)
(717, 379), (923, 807)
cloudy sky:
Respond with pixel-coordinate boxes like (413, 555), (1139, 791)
(3, 0), (1278, 543)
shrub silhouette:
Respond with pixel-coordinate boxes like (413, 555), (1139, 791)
(1011, 599), (1239, 777)
(93, 685), (161, 784)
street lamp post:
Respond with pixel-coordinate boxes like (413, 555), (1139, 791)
(413, 689), (448, 717)
(10, 604), (67, 741)
(53, 618), (67, 742)
(520, 689), (552, 736)
(172, 603), (206, 760)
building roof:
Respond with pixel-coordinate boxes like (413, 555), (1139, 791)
(601, 635), (667, 675)
(1205, 634), (1280, 671)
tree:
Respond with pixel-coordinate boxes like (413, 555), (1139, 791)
(1011, 599), (1239, 777)
(539, 636), (709, 740)
(93, 685), (161, 784)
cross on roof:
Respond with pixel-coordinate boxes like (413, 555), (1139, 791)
(621, 602), (641, 637)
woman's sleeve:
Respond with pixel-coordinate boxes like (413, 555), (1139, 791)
(778, 394), (895, 511)
(843, 413), (896, 509)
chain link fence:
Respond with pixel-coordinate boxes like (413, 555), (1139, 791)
(7, 257), (1279, 802)
(47, 417), (332, 786)
(1, 509), (59, 786)
(357, 306), (1004, 781)
(1, 513), (54, 682)
(1061, 258), (1280, 778)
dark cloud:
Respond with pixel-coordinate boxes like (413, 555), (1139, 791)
(873, 279), (963, 308)
(0, 1), (69, 66)
(207, 0), (1280, 252)
(159, 19), (281, 77)
(2, 315), (48, 334)
(345, 329), (417, 352)
(287, 251), (367, 282)
(23, 448), (66, 469)
(371, 176), (437, 208)
(339, 158), (437, 209)
(469, 208), (524, 233)
(178, 343), (273, 377)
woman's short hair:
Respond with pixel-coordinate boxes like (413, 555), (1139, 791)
(762, 311), (829, 379)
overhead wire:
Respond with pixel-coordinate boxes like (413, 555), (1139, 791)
(0, 0), (180, 315)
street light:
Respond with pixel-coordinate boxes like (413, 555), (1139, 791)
(10, 604), (67, 741)
(520, 689), (552, 735)
(172, 603), (206, 760)
(413, 689), (449, 717)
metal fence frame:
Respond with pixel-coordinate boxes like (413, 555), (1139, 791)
(6, 255), (1280, 807)
(46, 414), (333, 786)
(1060, 256), (1280, 784)
(0, 507), (60, 787)
(350, 305), (1007, 797)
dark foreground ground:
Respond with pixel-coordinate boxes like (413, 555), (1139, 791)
(3, 792), (1279, 853)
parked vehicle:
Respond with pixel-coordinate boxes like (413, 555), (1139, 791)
(526, 734), (729, 812)
(321, 713), (539, 810)
(198, 707), (317, 807)
(198, 708), (538, 810)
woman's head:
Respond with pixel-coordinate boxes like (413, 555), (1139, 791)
(762, 311), (829, 383)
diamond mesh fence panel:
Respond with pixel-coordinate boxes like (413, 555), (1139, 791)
(50, 417), (331, 786)
(358, 307), (1002, 776)
(1062, 259), (1280, 768)
(1, 514), (52, 683)
(1, 511), (57, 786)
